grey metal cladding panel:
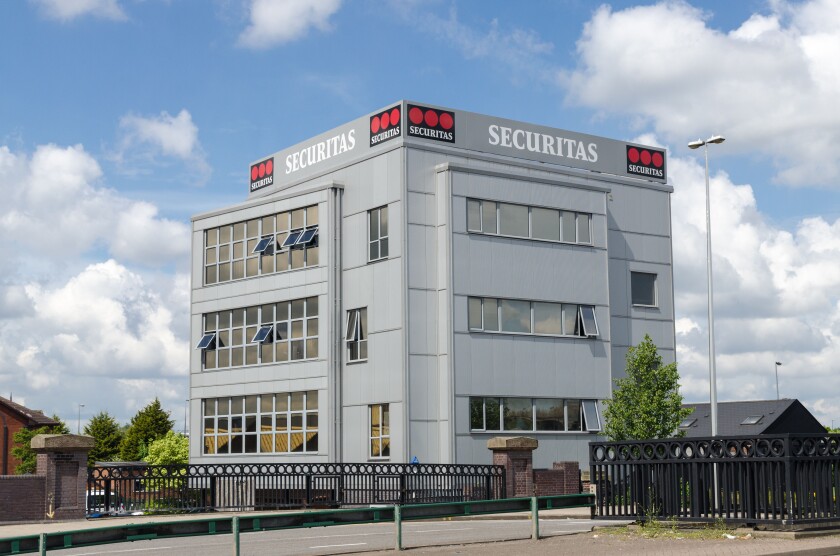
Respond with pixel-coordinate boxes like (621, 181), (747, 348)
(408, 355), (439, 421)
(609, 231), (672, 264)
(451, 170), (607, 216)
(406, 224), (437, 290)
(452, 233), (608, 303)
(192, 269), (328, 312)
(452, 333), (611, 399)
(409, 421), (440, 464)
(343, 261), (402, 333)
(408, 289), (438, 355)
(607, 183), (671, 236)
(454, 435), (493, 465)
(192, 230), (204, 290)
(342, 330), (403, 405)
(610, 316), (675, 350)
(407, 191), (436, 226)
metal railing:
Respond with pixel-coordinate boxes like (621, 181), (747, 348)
(87, 462), (505, 515)
(590, 434), (840, 527)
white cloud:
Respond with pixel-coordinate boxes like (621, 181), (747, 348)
(668, 149), (840, 425)
(238, 0), (343, 49)
(117, 109), (210, 183)
(562, 1), (840, 187)
(30, 0), (127, 22)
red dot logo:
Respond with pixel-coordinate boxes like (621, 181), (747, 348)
(628, 148), (640, 163)
(258, 163), (266, 178)
(251, 166), (258, 181)
(390, 108), (400, 126)
(409, 107), (424, 125)
(381, 111), (390, 129)
(265, 159), (273, 175)
(439, 112), (453, 130)
(424, 110), (439, 127)
(371, 117), (380, 133)
(652, 152), (663, 168)
(640, 150), (652, 165)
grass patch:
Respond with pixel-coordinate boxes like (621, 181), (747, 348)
(598, 516), (738, 540)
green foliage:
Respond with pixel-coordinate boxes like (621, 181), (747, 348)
(145, 431), (189, 465)
(118, 398), (174, 461)
(603, 335), (692, 441)
(84, 411), (124, 466)
(826, 426), (840, 433)
(11, 415), (69, 474)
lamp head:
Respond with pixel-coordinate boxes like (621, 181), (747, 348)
(775, 361), (782, 366)
(687, 139), (704, 149)
(707, 135), (725, 144)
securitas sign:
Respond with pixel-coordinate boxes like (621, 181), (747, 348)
(626, 146), (666, 179)
(370, 105), (401, 147)
(250, 157), (274, 192)
(407, 104), (454, 143)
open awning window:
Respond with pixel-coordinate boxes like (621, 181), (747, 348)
(582, 400), (602, 431)
(579, 306), (599, 337)
(252, 235), (275, 254)
(196, 333), (216, 350)
(251, 325), (273, 344)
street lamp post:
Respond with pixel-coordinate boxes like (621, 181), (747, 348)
(688, 135), (725, 437)
(77, 403), (85, 435)
(775, 361), (782, 400)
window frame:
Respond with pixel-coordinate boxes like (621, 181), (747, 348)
(368, 206), (389, 263)
(466, 198), (593, 246)
(631, 271), (658, 307)
(469, 397), (601, 433)
(369, 404), (390, 460)
(346, 307), (368, 363)
(468, 297), (599, 339)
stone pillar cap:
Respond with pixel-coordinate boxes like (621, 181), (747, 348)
(486, 436), (539, 450)
(31, 434), (95, 452)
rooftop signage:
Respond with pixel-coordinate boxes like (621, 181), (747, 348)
(248, 100), (667, 197)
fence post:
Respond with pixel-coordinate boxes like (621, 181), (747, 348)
(531, 496), (540, 540)
(394, 504), (402, 551)
(306, 474), (312, 508)
(399, 473), (406, 506)
(232, 516), (240, 556)
(210, 476), (217, 511)
(104, 478), (112, 513)
(39, 533), (47, 556)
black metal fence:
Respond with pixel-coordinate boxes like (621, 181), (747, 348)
(87, 462), (506, 515)
(590, 434), (840, 527)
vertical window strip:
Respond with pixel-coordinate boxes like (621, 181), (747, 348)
(369, 206), (389, 262)
(369, 404), (390, 459)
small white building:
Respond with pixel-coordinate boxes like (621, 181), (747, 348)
(188, 101), (675, 468)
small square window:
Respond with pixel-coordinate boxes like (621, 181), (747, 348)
(679, 418), (697, 428)
(631, 272), (657, 307)
(741, 415), (763, 425)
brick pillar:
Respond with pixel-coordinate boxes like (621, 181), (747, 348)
(487, 437), (538, 498)
(32, 434), (94, 520)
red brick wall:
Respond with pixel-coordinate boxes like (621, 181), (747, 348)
(0, 475), (45, 522)
(492, 449), (533, 497)
(0, 406), (27, 475)
(533, 461), (581, 495)
(39, 451), (88, 520)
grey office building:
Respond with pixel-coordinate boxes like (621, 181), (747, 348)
(189, 101), (675, 468)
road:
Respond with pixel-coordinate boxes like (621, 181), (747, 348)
(55, 518), (616, 555)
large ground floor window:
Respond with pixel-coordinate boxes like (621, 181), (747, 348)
(469, 397), (601, 433)
(202, 390), (318, 455)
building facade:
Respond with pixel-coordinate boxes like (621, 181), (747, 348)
(189, 101), (675, 468)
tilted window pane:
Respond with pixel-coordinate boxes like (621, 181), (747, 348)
(500, 299), (531, 333)
(468, 297), (483, 330)
(533, 302), (563, 335)
(580, 306), (599, 336)
(503, 398), (533, 431)
(582, 400), (601, 431)
(499, 203), (529, 237)
(561, 211), (576, 242)
(467, 199), (481, 231)
(483, 298), (499, 331)
(631, 272), (657, 306)
(577, 213), (591, 244)
(535, 399), (565, 431)
(531, 207), (560, 241)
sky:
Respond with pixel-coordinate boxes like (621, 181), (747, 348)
(2, 0), (840, 433)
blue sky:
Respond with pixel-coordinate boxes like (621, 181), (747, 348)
(3, 0), (840, 431)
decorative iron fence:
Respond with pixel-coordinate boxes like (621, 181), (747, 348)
(87, 463), (506, 515)
(590, 434), (840, 527)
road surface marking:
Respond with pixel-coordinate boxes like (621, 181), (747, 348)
(309, 542), (368, 549)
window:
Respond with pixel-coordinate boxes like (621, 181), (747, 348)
(466, 198), (592, 245)
(470, 397), (600, 432)
(468, 297), (598, 338)
(370, 404), (390, 459)
(631, 272), (658, 307)
(203, 205), (319, 285)
(369, 206), (389, 262)
(346, 308), (368, 362)
(679, 417), (697, 428)
(202, 390), (318, 455)
(741, 415), (763, 425)
(200, 296), (318, 370)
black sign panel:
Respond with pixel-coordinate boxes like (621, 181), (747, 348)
(250, 157), (274, 192)
(407, 104), (455, 143)
(626, 146), (666, 180)
(370, 105), (402, 147)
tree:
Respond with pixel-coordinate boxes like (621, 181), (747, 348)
(119, 399), (174, 461)
(11, 415), (70, 474)
(84, 411), (124, 466)
(145, 431), (189, 465)
(603, 335), (692, 441)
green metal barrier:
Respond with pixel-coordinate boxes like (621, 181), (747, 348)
(0, 493), (595, 554)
